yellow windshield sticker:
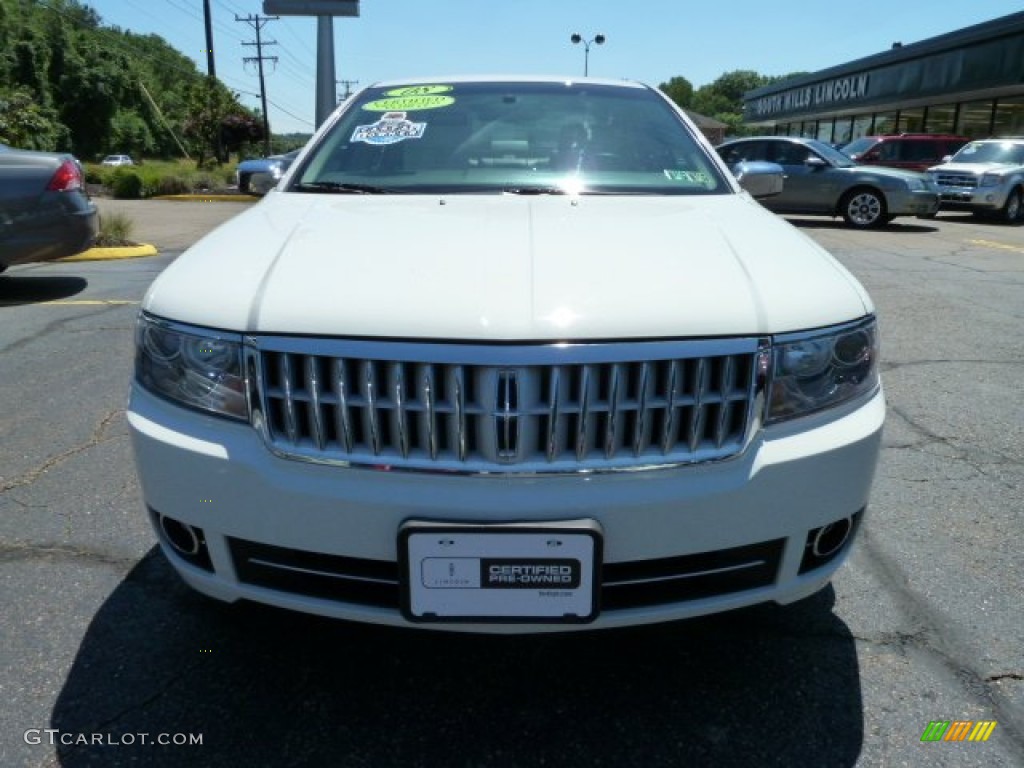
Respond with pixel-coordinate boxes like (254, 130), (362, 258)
(363, 95), (455, 112)
(385, 85), (453, 97)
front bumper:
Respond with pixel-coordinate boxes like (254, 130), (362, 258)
(934, 185), (1008, 211)
(887, 189), (940, 216)
(128, 383), (884, 632)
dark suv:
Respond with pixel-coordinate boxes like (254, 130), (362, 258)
(841, 134), (969, 172)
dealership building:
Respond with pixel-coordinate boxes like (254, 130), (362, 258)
(743, 11), (1024, 144)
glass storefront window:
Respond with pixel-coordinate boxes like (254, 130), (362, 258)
(899, 108), (925, 133)
(993, 97), (1024, 137)
(817, 119), (834, 143)
(872, 112), (898, 134)
(959, 100), (994, 138)
(833, 118), (853, 146)
(851, 115), (873, 140)
(925, 104), (957, 134)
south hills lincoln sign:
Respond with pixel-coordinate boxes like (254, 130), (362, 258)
(751, 74), (871, 119)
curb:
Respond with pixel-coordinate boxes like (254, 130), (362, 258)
(151, 194), (260, 202)
(61, 243), (159, 262)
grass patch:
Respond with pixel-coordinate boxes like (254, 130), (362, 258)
(84, 158), (238, 198)
(94, 211), (138, 247)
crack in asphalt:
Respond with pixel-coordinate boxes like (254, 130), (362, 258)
(0, 541), (138, 569)
(0, 409), (124, 494)
(0, 304), (123, 356)
(884, 405), (1024, 489)
(858, 529), (1024, 758)
(881, 358), (1024, 371)
(987, 673), (1024, 683)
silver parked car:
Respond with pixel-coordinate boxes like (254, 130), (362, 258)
(927, 139), (1024, 222)
(717, 136), (939, 228)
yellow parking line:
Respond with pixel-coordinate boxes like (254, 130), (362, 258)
(966, 238), (1024, 254)
(41, 300), (140, 306)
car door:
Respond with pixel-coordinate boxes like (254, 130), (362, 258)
(762, 140), (837, 213)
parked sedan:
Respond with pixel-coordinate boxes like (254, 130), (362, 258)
(717, 137), (939, 228)
(101, 154), (134, 166)
(235, 148), (301, 194)
(0, 144), (98, 271)
(130, 76), (882, 633)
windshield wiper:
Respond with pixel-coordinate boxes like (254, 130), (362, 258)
(501, 185), (567, 195)
(292, 181), (395, 194)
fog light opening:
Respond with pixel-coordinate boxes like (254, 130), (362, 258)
(159, 515), (201, 557)
(811, 517), (852, 559)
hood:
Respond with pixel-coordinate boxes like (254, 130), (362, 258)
(929, 161), (1015, 174)
(844, 164), (927, 181)
(143, 192), (871, 340)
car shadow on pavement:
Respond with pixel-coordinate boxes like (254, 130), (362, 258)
(784, 217), (939, 233)
(49, 549), (864, 767)
(0, 275), (88, 306)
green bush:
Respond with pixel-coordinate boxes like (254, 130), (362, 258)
(111, 169), (143, 199)
(156, 175), (190, 195)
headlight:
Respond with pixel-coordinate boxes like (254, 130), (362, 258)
(904, 176), (928, 191)
(135, 314), (247, 420)
(980, 173), (1002, 187)
(767, 318), (879, 423)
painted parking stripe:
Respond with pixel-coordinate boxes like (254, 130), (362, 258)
(966, 239), (1024, 254)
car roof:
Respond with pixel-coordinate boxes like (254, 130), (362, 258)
(365, 74), (648, 90)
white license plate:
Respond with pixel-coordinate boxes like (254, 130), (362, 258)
(400, 521), (602, 623)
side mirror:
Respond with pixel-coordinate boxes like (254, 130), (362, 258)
(941, 155), (952, 163)
(732, 161), (784, 198)
(805, 156), (828, 169)
(249, 167), (284, 196)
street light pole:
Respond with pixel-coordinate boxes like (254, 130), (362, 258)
(570, 33), (605, 76)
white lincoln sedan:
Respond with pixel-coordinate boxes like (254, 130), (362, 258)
(128, 76), (884, 632)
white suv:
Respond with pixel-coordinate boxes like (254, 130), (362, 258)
(128, 76), (884, 632)
(928, 139), (1024, 222)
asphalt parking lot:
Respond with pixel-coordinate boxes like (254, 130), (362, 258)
(1, 201), (1022, 767)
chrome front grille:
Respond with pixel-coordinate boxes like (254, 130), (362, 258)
(248, 338), (764, 473)
(932, 172), (978, 188)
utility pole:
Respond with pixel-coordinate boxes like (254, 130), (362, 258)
(337, 79), (358, 103)
(203, 0), (216, 77)
(237, 14), (279, 156)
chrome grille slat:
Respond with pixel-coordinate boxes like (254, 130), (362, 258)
(306, 356), (326, 450)
(422, 364), (438, 460)
(605, 363), (622, 460)
(452, 365), (467, 462)
(257, 340), (760, 473)
(546, 367), (560, 462)
(333, 359), (354, 453)
(363, 361), (381, 456)
(633, 361), (651, 457)
(576, 364), (592, 461)
(688, 358), (707, 454)
(392, 362), (409, 459)
(714, 356), (734, 449)
(280, 353), (299, 444)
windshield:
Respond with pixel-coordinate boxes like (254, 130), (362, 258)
(805, 139), (857, 168)
(950, 141), (1024, 165)
(290, 81), (728, 195)
(840, 137), (878, 157)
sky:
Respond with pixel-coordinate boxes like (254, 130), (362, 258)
(84, 0), (1024, 135)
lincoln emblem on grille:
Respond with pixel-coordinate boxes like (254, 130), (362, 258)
(495, 369), (520, 461)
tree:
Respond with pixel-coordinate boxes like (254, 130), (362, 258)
(182, 79), (257, 164)
(0, 87), (68, 149)
(659, 76), (693, 109)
